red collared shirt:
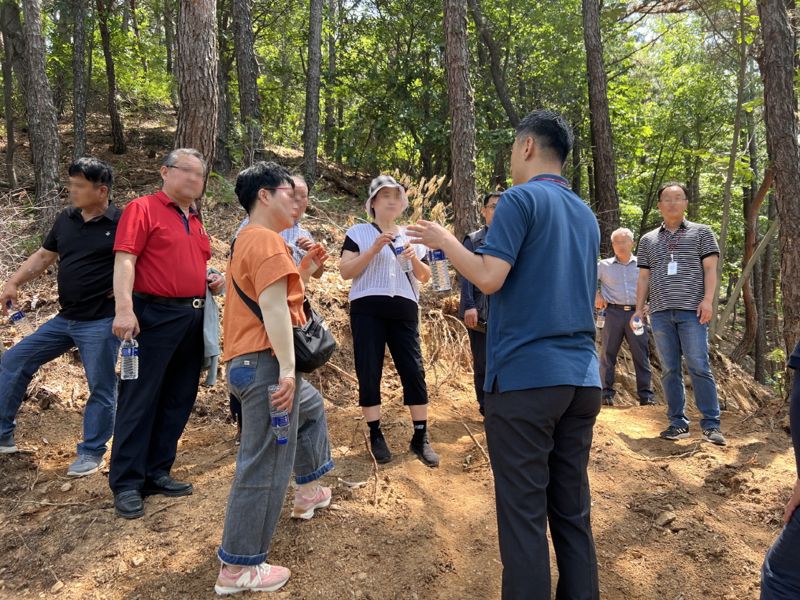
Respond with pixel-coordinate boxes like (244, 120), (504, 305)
(114, 190), (211, 298)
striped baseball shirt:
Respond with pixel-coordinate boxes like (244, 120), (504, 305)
(637, 219), (719, 313)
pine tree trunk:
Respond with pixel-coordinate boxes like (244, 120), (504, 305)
(572, 129), (582, 197)
(303, 0), (323, 186)
(232, 0), (262, 166)
(582, 0), (620, 257)
(52, 0), (70, 119)
(163, 0), (177, 109)
(175, 0), (218, 188)
(1, 30), (17, 186)
(213, 0), (233, 174)
(444, 0), (478, 242)
(322, 0), (336, 158)
(72, 0), (88, 160)
(756, 0), (800, 359)
(96, 0), (126, 154)
(20, 0), (61, 230)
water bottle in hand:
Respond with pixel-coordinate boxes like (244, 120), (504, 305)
(595, 309), (606, 329)
(120, 339), (139, 380)
(6, 301), (33, 336)
(394, 244), (413, 273)
(269, 384), (290, 445)
(427, 249), (451, 292)
(632, 316), (645, 336)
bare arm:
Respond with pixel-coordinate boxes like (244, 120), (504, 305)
(258, 278), (296, 411)
(0, 248), (58, 313)
(406, 222), (510, 294)
(697, 254), (717, 324)
(402, 246), (431, 283)
(111, 252), (140, 339)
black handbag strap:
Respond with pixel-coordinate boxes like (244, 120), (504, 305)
(230, 238), (265, 323)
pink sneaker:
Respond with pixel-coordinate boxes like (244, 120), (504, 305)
(214, 562), (290, 595)
(291, 484), (332, 520)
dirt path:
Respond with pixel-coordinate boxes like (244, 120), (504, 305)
(0, 356), (793, 600)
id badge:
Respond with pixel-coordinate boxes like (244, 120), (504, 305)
(667, 261), (678, 275)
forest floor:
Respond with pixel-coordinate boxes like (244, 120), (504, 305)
(0, 117), (796, 599)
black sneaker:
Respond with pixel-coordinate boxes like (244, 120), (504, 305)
(370, 435), (392, 464)
(702, 428), (727, 446)
(602, 396), (615, 406)
(410, 434), (440, 468)
(639, 398), (656, 406)
(660, 425), (690, 440)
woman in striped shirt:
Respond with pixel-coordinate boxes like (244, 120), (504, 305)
(339, 175), (439, 467)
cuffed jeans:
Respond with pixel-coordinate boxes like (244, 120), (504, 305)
(484, 385), (601, 600)
(218, 351), (333, 566)
(649, 309), (721, 430)
(0, 314), (118, 458)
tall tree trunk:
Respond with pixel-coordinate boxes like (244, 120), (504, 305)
(572, 128), (582, 197)
(444, 0), (477, 242)
(163, 0), (177, 109)
(52, 0), (70, 119)
(129, 0), (147, 72)
(175, 0), (218, 191)
(322, 0), (336, 158)
(760, 195), (778, 378)
(20, 0), (61, 229)
(72, 0), (87, 160)
(582, 0), (620, 257)
(710, 0), (748, 337)
(0, 2), (27, 92)
(232, 0), (262, 166)
(303, 0), (323, 186)
(1, 30), (17, 186)
(213, 0), (233, 174)
(96, 0), (126, 154)
(756, 0), (800, 360)
(466, 0), (519, 127)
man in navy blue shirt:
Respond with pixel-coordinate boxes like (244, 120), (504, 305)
(409, 110), (601, 600)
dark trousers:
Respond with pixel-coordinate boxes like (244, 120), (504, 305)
(600, 306), (653, 401)
(350, 312), (427, 406)
(109, 298), (204, 493)
(484, 386), (601, 600)
(467, 328), (486, 410)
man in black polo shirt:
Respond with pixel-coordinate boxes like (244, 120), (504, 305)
(632, 182), (726, 446)
(0, 157), (120, 476)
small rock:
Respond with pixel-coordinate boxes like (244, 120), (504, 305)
(328, 503), (343, 511)
(60, 483), (72, 493)
(670, 523), (689, 532)
(131, 556), (145, 567)
(50, 581), (64, 593)
(357, 572), (367, 580)
(655, 511), (677, 527)
(160, 587), (166, 593)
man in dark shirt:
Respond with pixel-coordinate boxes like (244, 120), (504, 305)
(761, 343), (800, 598)
(458, 191), (501, 416)
(0, 157), (119, 478)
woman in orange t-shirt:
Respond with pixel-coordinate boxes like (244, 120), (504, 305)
(215, 162), (330, 595)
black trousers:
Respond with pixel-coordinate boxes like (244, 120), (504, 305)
(109, 298), (204, 493)
(467, 328), (486, 410)
(484, 385), (601, 600)
(350, 312), (427, 407)
(600, 306), (653, 401)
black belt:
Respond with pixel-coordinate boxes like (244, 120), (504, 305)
(134, 292), (205, 309)
(607, 303), (635, 311)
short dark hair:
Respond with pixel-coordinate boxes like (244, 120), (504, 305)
(68, 157), (113, 190)
(657, 182), (689, 201)
(515, 110), (574, 164)
(483, 190), (503, 206)
(235, 161), (295, 214)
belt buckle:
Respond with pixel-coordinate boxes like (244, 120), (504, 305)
(623, 305), (632, 311)
(192, 299), (205, 309)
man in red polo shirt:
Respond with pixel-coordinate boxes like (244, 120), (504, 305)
(109, 148), (223, 519)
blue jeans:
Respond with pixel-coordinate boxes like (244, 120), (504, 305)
(761, 507), (800, 599)
(0, 314), (119, 458)
(649, 310), (720, 430)
(218, 351), (333, 566)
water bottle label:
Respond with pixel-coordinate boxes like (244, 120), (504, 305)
(395, 245), (404, 256)
(272, 414), (289, 428)
(429, 249), (446, 261)
(10, 311), (24, 322)
(121, 347), (139, 357)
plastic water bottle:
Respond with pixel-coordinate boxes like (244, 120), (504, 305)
(6, 301), (33, 336)
(120, 339), (139, 380)
(595, 309), (606, 329)
(632, 316), (645, 336)
(269, 384), (289, 445)
(394, 244), (413, 273)
(427, 249), (451, 292)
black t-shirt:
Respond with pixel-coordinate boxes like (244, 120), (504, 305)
(42, 205), (121, 320)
